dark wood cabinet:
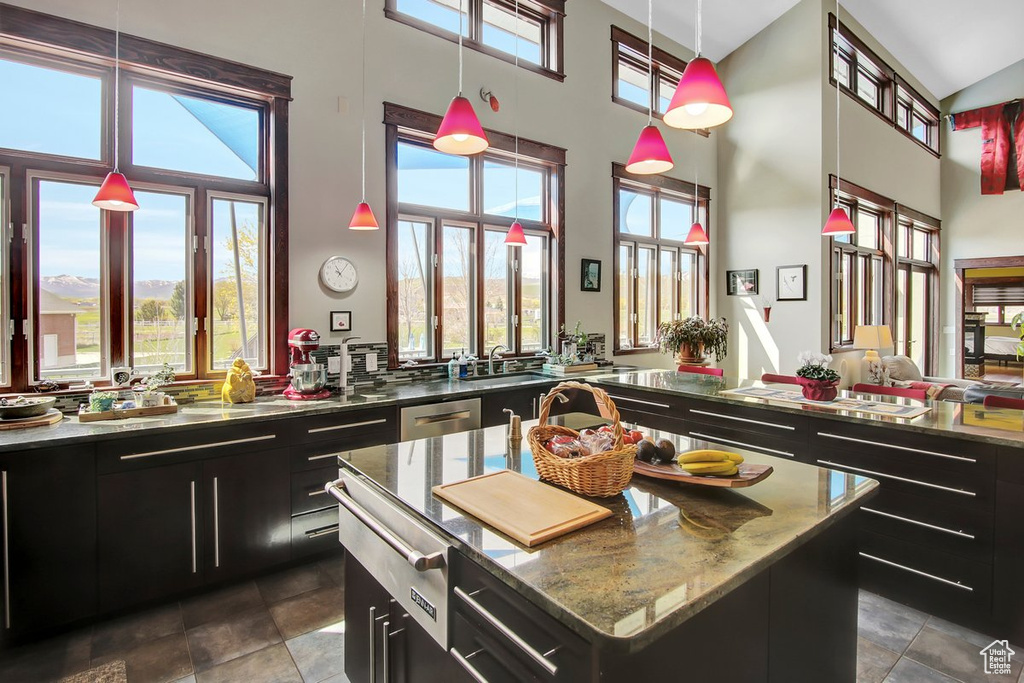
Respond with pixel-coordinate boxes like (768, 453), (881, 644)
(1, 446), (97, 636)
(994, 447), (1024, 644)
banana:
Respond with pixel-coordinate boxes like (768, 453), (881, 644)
(704, 465), (740, 477)
(680, 461), (738, 474)
(677, 449), (744, 465)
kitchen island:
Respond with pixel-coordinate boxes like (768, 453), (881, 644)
(333, 414), (877, 682)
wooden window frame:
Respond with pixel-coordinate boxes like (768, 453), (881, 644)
(612, 163), (710, 356)
(384, 102), (566, 369)
(384, 0), (565, 82)
(894, 75), (941, 157)
(0, 3), (291, 392)
(894, 204), (940, 374)
(610, 26), (709, 138)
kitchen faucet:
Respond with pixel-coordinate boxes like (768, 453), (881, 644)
(339, 336), (362, 393)
(488, 345), (508, 375)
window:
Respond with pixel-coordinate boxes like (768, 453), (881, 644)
(0, 5), (290, 391)
(0, 169), (7, 386)
(613, 165), (708, 353)
(386, 0), (564, 80)
(973, 305), (1024, 326)
(385, 103), (565, 367)
(894, 207), (940, 372)
(895, 77), (940, 154)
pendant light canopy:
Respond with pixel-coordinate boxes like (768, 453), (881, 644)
(349, 0), (379, 230)
(93, 0), (138, 212)
(822, 0), (854, 237)
(434, 0), (489, 156)
(504, 220), (527, 245)
(626, 0), (673, 176)
(664, 0), (732, 131)
(684, 221), (709, 245)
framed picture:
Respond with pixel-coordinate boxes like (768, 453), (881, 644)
(581, 258), (601, 292)
(726, 269), (758, 296)
(329, 311), (352, 332)
(776, 264), (807, 301)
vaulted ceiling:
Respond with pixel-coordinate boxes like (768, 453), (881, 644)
(600, 0), (1024, 100)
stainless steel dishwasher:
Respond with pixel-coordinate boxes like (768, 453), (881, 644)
(400, 398), (481, 441)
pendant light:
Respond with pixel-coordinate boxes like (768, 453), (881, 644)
(684, 138), (709, 245)
(349, 0), (379, 230)
(434, 0), (489, 156)
(505, 0), (527, 246)
(93, 0), (139, 212)
(625, 0), (673, 175)
(664, 0), (733, 130)
(822, 0), (855, 237)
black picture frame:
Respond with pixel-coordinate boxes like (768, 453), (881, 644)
(581, 258), (602, 292)
(329, 310), (352, 332)
(776, 264), (807, 301)
(726, 269), (758, 296)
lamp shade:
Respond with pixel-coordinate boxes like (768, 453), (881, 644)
(349, 202), (379, 230)
(683, 222), (709, 245)
(92, 172), (139, 212)
(625, 125), (674, 175)
(434, 96), (489, 156)
(664, 57), (733, 130)
(821, 206), (856, 236)
(504, 220), (527, 246)
(853, 325), (894, 350)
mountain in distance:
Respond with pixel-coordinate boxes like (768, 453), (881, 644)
(41, 275), (181, 300)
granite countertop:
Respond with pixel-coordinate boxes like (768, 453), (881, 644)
(0, 370), (629, 453)
(338, 414), (878, 652)
(596, 370), (1024, 448)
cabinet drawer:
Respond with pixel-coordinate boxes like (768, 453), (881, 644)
(98, 422), (282, 473)
(684, 399), (808, 437)
(291, 508), (340, 558)
(602, 388), (683, 415)
(452, 612), (543, 683)
(857, 487), (993, 563)
(291, 408), (397, 471)
(684, 423), (804, 461)
(291, 465), (339, 516)
(998, 447), (1024, 485)
(858, 531), (992, 626)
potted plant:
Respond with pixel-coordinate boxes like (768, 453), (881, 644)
(133, 363), (176, 407)
(658, 317), (728, 364)
(88, 391), (118, 413)
(795, 351), (841, 401)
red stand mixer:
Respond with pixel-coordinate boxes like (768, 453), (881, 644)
(284, 328), (331, 400)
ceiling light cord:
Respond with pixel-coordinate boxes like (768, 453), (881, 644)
(647, 0), (653, 125)
(458, 0), (464, 95)
(514, 0), (520, 222)
(114, 0), (121, 171)
(835, 0), (841, 208)
(695, 0), (702, 57)
(360, 0), (367, 202)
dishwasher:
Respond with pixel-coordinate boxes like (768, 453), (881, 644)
(400, 398), (481, 441)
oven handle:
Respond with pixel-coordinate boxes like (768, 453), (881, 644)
(326, 478), (446, 572)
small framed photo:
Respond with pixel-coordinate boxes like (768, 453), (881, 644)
(329, 311), (352, 332)
(776, 264), (807, 301)
(726, 269), (758, 296)
(581, 258), (602, 292)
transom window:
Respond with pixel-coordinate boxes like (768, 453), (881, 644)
(895, 77), (940, 154)
(613, 165), (708, 353)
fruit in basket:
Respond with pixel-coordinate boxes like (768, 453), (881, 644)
(654, 439), (676, 463)
(677, 449), (744, 465)
(628, 430), (644, 444)
(636, 440), (658, 463)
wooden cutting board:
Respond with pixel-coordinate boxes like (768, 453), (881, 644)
(633, 460), (773, 488)
(432, 470), (612, 547)
(0, 409), (63, 430)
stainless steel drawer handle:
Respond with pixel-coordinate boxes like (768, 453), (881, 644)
(307, 418), (387, 435)
(326, 479), (445, 572)
(2, 470), (9, 629)
(605, 394), (671, 409)
(189, 480), (197, 575)
(451, 647), (491, 683)
(817, 460), (976, 497)
(454, 586), (558, 676)
(689, 431), (794, 458)
(817, 432), (977, 463)
(305, 524), (340, 539)
(307, 452), (337, 462)
(307, 488), (328, 497)
(212, 476), (220, 569)
(689, 409), (796, 431)
(414, 410), (471, 426)
(862, 507), (976, 540)
(859, 552), (974, 592)
(120, 434), (276, 460)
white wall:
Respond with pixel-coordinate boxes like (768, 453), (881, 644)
(939, 59), (1024, 376)
(10, 0), (716, 371)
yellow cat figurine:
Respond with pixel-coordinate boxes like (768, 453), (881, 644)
(222, 358), (256, 404)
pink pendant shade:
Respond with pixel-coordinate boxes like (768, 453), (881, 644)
(92, 171), (139, 212)
(684, 222), (709, 245)
(349, 202), (379, 230)
(664, 57), (733, 130)
(504, 220), (527, 246)
(821, 206), (856, 236)
(434, 96), (489, 155)
(625, 125), (674, 175)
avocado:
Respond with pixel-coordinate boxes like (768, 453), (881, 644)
(636, 440), (658, 463)
(655, 439), (677, 463)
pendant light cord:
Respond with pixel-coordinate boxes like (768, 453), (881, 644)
(835, 0), (841, 208)
(360, 0), (367, 202)
(458, 0), (464, 95)
(646, 0), (653, 125)
(695, 0), (702, 57)
(114, 0), (121, 172)
(514, 0), (520, 222)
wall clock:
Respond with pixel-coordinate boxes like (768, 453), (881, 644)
(320, 256), (358, 293)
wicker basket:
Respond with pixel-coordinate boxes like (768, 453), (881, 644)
(527, 382), (636, 498)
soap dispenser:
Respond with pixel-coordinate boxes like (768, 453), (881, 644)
(503, 408), (522, 441)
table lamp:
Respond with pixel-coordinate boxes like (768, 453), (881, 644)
(853, 325), (894, 385)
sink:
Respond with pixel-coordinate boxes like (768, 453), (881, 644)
(456, 372), (539, 386)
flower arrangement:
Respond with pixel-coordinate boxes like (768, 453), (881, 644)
(795, 351), (840, 401)
(658, 317), (729, 362)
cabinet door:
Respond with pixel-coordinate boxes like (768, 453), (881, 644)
(1, 447), (97, 635)
(98, 460), (204, 612)
(204, 449), (290, 582)
(345, 554), (392, 683)
(994, 480), (1024, 645)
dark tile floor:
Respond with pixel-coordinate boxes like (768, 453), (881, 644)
(0, 557), (1021, 683)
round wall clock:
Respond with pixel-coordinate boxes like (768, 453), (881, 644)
(320, 256), (358, 293)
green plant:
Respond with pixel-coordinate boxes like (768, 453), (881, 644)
(658, 317), (729, 362)
(138, 363), (176, 392)
(1013, 312), (1024, 360)
(795, 351), (840, 383)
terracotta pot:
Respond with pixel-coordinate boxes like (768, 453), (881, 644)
(797, 377), (839, 402)
(676, 342), (706, 364)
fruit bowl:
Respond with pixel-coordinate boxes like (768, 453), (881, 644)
(0, 397), (56, 420)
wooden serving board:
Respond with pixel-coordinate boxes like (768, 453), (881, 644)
(633, 460), (773, 488)
(78, 401), (178, 422)
(0, 409), (63, 430)
(541, 362), (599, 375)
(432, 470), (612, 547)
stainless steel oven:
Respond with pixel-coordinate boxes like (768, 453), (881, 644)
(400, 398), (481, 441)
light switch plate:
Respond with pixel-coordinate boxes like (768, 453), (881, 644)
(327, 356), (342, 373)
(366, 353), (378, 372)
